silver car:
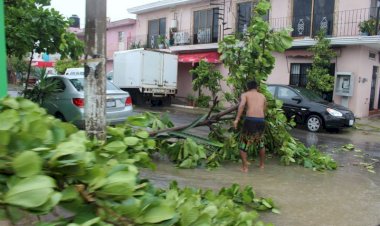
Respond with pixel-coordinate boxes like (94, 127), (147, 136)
(41, 75), (133, 128)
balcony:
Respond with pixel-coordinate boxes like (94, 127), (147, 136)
(270, 7), (380, 38)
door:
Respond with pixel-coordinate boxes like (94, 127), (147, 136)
(163, 54), (178, 88)
(292, 0), (312, 37)
(312, 0), (335, 36)
(277, 86), (305, 122)
(41, 78), (67, 115)
(142, 51), (162, 86)
(369, 66), (378, 110)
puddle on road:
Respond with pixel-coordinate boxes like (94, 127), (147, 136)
(140, 156), (380, 226)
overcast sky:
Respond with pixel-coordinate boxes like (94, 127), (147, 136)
(50, 0), (159, 27)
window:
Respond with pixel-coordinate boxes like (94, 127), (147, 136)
(237, 2), (269, 34)
(278, 87), (299, 101)
(268, 86), (276, 96)
(292, 0), (335, 37)
(237, 2), (253, 33)
(290, 63), (335, 88)
(69, 78), (120, 92)
(118, 31), (125, 42)
(148, 18), (166, 48)
(193, 8), (219, 44)
(290, 63), (311, 87)
(370, 0), (378, 18)
(48, 78), (66, 92)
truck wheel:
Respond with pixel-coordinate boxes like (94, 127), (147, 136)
(162, 96), (172, 106)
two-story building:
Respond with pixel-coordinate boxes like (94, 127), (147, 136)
(128, 0), (380, 117)
(105, 18), (137, 73)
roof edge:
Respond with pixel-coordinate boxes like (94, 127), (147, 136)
(128, 0), (203, 14)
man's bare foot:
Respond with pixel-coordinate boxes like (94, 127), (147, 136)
(259, 164), (264, 169)
(240, 167), (248, 173)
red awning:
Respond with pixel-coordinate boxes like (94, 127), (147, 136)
(32, 61), (55, 68)
(178, 52), (220, 64)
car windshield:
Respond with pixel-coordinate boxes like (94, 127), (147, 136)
(69, 78), (120, 91)
(294, 87), (325, 102)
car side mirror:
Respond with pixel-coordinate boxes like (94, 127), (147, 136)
(291, 97), (302, 103)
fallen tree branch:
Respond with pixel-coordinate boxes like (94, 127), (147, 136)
(150, 104), (238, 136)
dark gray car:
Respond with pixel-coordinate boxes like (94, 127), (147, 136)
(268, 85), (355, 132)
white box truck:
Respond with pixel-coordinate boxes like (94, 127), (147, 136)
(113, 49), (178, 106)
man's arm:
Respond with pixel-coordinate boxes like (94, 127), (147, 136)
(234, 94), (246, 128)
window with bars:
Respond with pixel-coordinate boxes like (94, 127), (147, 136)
(370, 0), (378, 18)
(290, 63), (335, 88)
(290, 63), (311, 87)
(193, 8), (219, 44)
(148, 18), (166, 48)
(118, 31), (125, 42)
(237, 2), (253, 33)
(292, 0), (335, 37)
(236, 1), (269, 34)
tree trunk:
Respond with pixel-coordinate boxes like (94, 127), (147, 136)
(23, 48), (34, 95)
(149, 104), (238, 136)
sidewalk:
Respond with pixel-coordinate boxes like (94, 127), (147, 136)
(354, 114), (380, 133)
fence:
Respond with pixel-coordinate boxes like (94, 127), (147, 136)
(270, 7), (379, 37)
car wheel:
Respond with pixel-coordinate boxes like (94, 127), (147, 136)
(307, 115), (322, 132)
(55, 112), (66, 122)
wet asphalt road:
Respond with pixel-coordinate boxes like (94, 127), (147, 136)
(134, 106), (380, 226)
(135, 105), (380, 160)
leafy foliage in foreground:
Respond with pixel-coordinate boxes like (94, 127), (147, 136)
(217, 0), (337, 171)
(0, 97), (274, 225)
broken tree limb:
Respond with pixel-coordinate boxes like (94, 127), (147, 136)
(149, 104), (238, 136)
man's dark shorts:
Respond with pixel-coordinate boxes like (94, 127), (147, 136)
(239, 116), (265, 152)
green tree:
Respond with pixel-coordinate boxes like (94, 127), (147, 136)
(218, 0), (336, 169)
(190, 60), (223, 99)
(5, 0), (84, 91)
(307, 29), (336, 95)
(55, 59), (82, 74)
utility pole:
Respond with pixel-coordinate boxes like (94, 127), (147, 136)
(0, 1), (7, 98)
(376, 0), (380, 35)
(84, 0), (107, 140)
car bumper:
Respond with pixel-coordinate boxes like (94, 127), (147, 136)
(324, 115), (355, 129)
(72, 106), (133, 128)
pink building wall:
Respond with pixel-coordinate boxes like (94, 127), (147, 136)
(333, 45), (380, 117)
(106, 19), (136, 73)
(269, 45), (380, 117)
(177, 63), (194, 99)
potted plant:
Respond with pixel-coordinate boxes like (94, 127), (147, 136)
(187, 94), (195, 106)
(157, 35), (166, 49)
(359, 18), (378, 36)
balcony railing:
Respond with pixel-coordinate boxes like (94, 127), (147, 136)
(269, 7), (380, 37)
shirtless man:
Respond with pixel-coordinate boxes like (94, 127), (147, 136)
(233, 80), (267, 173)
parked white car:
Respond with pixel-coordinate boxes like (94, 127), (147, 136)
(64, 68), (84, 76)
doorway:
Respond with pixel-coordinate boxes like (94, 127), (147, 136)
(369, 66), (378, 110)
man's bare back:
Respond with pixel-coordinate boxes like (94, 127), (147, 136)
(240, 90), (266, 118)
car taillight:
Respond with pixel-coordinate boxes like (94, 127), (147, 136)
(125, 96), (132, 106)
(72, 98), (84, 108)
